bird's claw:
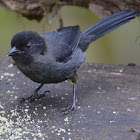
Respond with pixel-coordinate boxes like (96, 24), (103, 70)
(18, 90), (51, 103)
(62, 98), (78, 114)
(18, 94), (36, 103)
(18, 97), (27, 103)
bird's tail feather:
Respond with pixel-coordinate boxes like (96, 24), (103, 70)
(80, 10), (139, 52)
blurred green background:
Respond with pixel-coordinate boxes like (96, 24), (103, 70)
(0, 6), (140, 64)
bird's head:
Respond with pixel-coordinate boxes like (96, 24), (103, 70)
(8, 31), (46, 65)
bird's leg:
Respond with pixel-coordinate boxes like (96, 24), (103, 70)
(19, 83), (50, 103)
(62, 74), (78, 114)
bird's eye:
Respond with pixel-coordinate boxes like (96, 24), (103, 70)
(26, 44), (31, 49)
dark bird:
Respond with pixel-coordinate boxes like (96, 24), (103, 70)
(8, 11), (139, 113)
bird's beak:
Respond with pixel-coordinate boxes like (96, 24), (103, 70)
(8, 46), (21, 56)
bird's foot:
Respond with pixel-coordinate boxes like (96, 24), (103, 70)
(19, 90), (51, 103)
(62, 98), (78, 114)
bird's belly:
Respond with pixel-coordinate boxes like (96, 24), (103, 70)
(17, 48), (85, 84)
(18, 62), (77, 84)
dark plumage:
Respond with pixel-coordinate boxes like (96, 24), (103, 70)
(8, 10), (139, 113)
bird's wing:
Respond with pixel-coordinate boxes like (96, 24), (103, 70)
(40, 25), (81, 63)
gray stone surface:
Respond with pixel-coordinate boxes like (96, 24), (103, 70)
(0, 58), (140, 140)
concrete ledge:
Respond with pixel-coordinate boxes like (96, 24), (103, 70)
(0, 58), (140, 139)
